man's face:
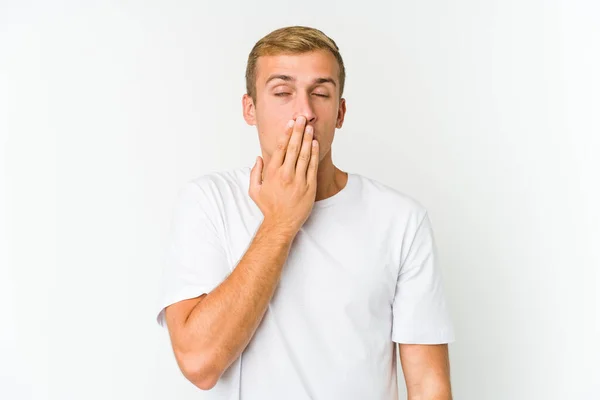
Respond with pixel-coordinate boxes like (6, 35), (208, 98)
(243, 49), (346, 162)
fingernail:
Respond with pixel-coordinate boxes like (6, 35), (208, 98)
(305, 125), (313, 134)
(287, 120), (295, 128)
(296, 116), (306, 124)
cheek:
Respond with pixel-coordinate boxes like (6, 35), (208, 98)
(256, 100), (291, 123)
(255, 112), (293, 154)
(256, 115), (290, 138)
(258, 105), (298, 132)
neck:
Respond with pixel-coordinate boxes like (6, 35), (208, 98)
(313, 149), (347, 202)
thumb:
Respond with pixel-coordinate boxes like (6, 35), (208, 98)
(250, 156), (263, 191)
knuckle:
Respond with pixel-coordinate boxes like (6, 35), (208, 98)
(298, 153), (310, 162)
(276, 142), (287, 152)
(280, 170), (293, 182)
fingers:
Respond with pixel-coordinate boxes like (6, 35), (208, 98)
(306, 139), (319, 184)
(294, 124), (314, 179)
(270, 119), (295, 168)
(249, 156), (263, 195)
(282, 116), (307, 175)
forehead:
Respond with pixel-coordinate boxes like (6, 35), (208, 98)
(256, 50), (339, 85)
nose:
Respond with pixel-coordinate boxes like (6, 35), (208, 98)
(293, 92), (317, 125)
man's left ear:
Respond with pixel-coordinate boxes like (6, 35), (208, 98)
(336, 97), (347, 128)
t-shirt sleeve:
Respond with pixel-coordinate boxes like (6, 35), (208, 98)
(155, 180), (231, 328)
(391, 211), (456, 344)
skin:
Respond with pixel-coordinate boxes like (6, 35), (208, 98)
(164, 49), (452, 398)
(165, 117), (317, 390)
(244, 49), (453, 399)
(400, 343), (453, 399)
(242, 49), (348, 203)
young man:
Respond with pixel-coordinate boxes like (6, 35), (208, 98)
(156, 26), (455, 399)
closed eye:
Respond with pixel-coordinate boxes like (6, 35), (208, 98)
(274, 93), (329, 98)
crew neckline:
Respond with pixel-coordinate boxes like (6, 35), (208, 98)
(312, 171), (356, 209)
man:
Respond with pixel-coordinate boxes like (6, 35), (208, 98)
(156, 26), (455, 399)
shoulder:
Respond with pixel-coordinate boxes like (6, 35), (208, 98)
(172, 166), (250, 220)
(180, 166), (251, 202)
(352, 172), (428, 222)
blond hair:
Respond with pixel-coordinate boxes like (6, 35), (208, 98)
(245, 26), (346, 103)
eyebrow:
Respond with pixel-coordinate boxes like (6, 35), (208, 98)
(265, 74), (337, 87)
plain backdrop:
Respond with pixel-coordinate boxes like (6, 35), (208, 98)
(1, 1), (599, 399)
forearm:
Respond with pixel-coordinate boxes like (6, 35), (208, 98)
(176, 219), (296, 387)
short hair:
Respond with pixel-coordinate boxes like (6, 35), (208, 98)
(245, 26), (346, 103)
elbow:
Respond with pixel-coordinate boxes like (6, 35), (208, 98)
(408, 386), (452, 400)
(177, 349), (223, 391)
(191, 371), (219, 391)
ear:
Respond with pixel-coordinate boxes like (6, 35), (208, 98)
(242, 93), (257, 126)
(335, 97), (347, 129)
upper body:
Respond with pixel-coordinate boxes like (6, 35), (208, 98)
(157, 166), (455, 399)
(157, 26), (455, 399)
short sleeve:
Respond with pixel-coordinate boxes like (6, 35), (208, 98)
(155, 181), (231, 328)
(391, 212), (455, 344)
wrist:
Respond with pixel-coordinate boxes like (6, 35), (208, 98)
(260, 218), (299, 242)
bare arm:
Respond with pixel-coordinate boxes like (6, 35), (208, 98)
(399, 343), (453, 400)
(163, 116), (318, 390)
(164, 220), (296, 390)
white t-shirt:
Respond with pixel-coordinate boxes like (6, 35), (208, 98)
(156, 166), (455, 400)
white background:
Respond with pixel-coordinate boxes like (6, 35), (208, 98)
(1, 1), (599, 399)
